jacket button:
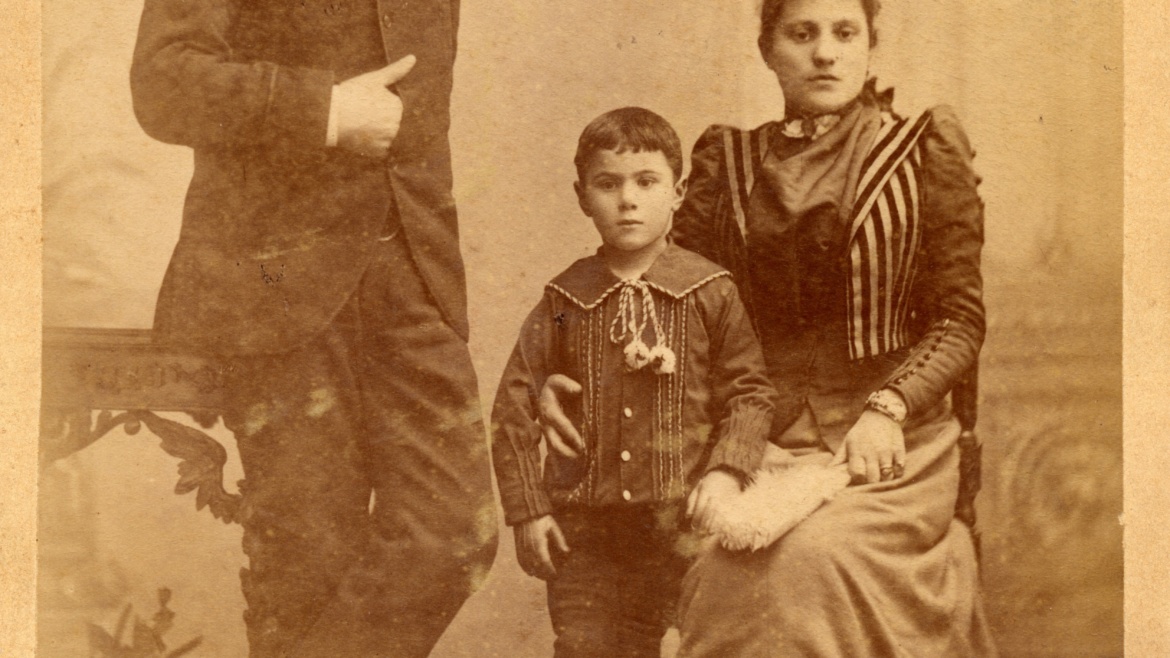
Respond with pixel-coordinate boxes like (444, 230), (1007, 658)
(382, 14), (392, 28)
(621, 450), (632, 462)
(622, 490), (632, 501)
(623, 407), (633, 418)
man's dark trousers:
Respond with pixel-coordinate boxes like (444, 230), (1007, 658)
(223, 234), (497, 658)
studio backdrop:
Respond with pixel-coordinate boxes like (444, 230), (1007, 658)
(41, 1), (1121, 655)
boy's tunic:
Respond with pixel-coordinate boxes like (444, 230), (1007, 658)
(493, 244), (777, 526)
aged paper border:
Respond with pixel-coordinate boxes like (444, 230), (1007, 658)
(1, 0), (42, 654)
(2, 0), (1166, 655)
(1120, 0), (1170, 652)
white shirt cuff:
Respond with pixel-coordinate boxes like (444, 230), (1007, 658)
(326, 85), (340, 147)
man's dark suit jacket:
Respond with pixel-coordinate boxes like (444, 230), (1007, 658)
(131, 0), (467, 355)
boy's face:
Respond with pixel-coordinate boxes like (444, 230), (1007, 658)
(575, 148), (685, 257)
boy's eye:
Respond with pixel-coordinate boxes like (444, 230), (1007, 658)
(596, 180), (618, 191)
(638, 177), (658, 188)
(836, 26), (857, 41)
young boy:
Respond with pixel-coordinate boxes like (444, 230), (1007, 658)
(491, 107), (778, 657)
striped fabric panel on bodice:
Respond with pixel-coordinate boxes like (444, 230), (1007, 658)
(846, 111), (931, 360)
(719, 111), (931, 362)
(722, 124), (773, 237)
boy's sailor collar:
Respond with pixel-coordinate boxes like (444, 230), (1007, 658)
(547, 243), (731, 310)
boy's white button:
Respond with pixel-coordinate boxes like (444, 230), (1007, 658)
(622, 490), (632, 501)
(623, 407), (633, 418)
(621, 450), (632, 462)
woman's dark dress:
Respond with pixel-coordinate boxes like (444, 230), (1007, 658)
(671, 94), (997, 656)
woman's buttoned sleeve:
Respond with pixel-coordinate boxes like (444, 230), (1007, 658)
(884, 106), (986, 418)
(672, 126), (730, 263)
(697, 278), (778, 477)
(490, 293), (558, 526)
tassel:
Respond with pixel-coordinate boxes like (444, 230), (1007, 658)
(624, 339), (653, 371)
(609, 279), (674, 375)
(649, 344), (676, 375)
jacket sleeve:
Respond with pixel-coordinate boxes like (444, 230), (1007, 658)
(699, 278), (777, 477)
(130, 0), (334, 151)
(884, 106), (986, 418)
(490, 292), (557, 526)
(450, 0), (461, 56)
(672, 126), (729, 264)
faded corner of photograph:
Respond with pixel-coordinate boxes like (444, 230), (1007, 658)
(39, 1), (1121, 657)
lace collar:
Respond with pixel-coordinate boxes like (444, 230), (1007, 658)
(779, 113), (844, 141)
(779, 79), (895, 141)
(546, 244), (729, 310)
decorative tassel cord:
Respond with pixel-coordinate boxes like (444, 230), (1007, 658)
(608, 280), (676, 375)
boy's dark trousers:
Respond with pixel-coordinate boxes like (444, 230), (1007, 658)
(222, 234), (498, 658)
(547, 505), (691, 658)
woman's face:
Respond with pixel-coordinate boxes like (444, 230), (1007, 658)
(763, 0), (872, 116)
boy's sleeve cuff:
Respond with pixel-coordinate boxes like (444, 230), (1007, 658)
(706, 404), (772, 476)
(501, 491), (555, 527)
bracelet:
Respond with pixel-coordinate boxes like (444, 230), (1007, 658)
(865, 389), (908, 425)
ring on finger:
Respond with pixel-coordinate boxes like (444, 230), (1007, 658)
(880, 466), (895, 479)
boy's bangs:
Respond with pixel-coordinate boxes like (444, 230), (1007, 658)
(575, 107), (684, 180)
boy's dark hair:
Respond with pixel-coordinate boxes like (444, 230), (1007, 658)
(574, 107), (684, 182)
(758, 0), (881, 54)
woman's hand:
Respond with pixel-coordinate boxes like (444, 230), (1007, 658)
(831, 410), (907, 484)
(539, 374), (585, 458)
(686, 469), (742, 534)
(514, 515), (569, 581)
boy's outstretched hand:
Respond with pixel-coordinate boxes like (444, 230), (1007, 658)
(686, 469), (742, 534)
(515, 515), (569, 580)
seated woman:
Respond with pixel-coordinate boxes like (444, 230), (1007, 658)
(541, 0), (996, 654)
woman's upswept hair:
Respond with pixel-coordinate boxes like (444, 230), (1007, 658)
(573, 107), (684, 182)
(758, 0), (882, 54)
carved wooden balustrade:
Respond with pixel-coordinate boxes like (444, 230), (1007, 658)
(40, 327), (241, 524)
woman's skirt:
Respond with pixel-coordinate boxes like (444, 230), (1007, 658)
(676, 411), (997, 657)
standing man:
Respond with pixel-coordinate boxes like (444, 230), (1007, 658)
(130, 1), (497, 656)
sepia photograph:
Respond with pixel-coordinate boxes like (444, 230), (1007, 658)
(28, 0), (1126, 655)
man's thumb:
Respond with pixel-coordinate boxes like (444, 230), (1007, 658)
(371, 54), (417, 87)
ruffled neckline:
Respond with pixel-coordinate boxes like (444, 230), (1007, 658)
(780, 78), (895, 141)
